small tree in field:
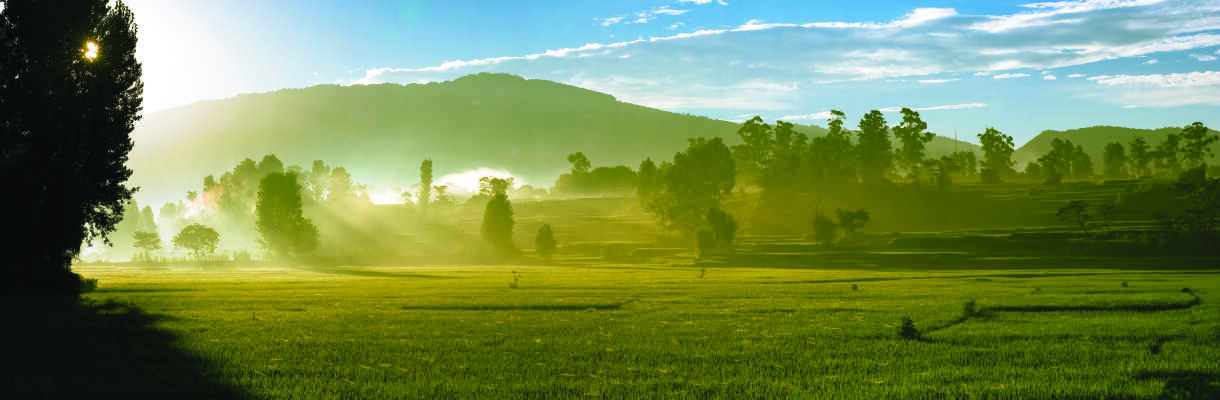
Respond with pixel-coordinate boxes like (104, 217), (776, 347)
(836, 208), (871, 239)
(481, 191), (516, 252)
(256, 172), (320, 259)
(132, 231), (161, 260)
(695, 229), (716, 259)
(173, 224), (219, 261)
(1057, 200), (1092, 234)
(706, 207), (738, 249)
(812, 214), (838, 245)
(535, 224), (557, 260)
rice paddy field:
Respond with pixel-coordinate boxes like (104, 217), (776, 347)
(8, 258), (1219, 399)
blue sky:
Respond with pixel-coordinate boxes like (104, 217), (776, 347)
(126, 0), (1220, 145)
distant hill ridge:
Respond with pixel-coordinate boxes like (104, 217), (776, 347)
(1014, 125), (1220, 166)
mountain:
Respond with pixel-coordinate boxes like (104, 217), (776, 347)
(129, 73), (978, 205)
(1014, 125), (1220, 167)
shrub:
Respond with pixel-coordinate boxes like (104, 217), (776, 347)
(508, 270), (521, 289)
(898, 317), (921, 340)
(851, 284), (859, 291)
(80, 278), (99, 294)
(1121, 281), (1129, 288)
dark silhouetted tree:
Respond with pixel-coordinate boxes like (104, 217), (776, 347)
(808, 110), (855, 185)
(1127, 136), (1153, 177)
(645, 137), (736, 233)
(836, 208), (871, 239)
(478, 176), (514, 197)
(695, 229), (716, 259)
(481, 191), (516, 252)
(856, 110), (892, 183)
(567, 152), (591, 175)
(1154, 133), (1182, 176)
(1180, 122), (1216, 169)
(1103, 142), (1128, 179)
(733, 116), (773, 186)
(256, 172), (320, 258)
(978, 127), (1015, 183)
(534, 224), (556, 260)
(706, 207), (738, 248)
(637, 157), (660, 205)
(0, 0), (144, 293)
(893, 108), (935, 182)
(1057, 200), (1092, 234)
(173, 224), (219, 261)
(419, 158), (432, 210)
(812, 213), (838, 245)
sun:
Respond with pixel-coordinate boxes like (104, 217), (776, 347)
(84, 41), (99, 60)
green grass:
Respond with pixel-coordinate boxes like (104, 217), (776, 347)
(11, 261), (1217, 399)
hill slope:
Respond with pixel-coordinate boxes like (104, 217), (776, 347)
(1014, 125), (1220, 167)
(130, 73), (978, 204)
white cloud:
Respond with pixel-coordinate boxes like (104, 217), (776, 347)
(918, 78), (959, 83)
(1190, 53), (1219, 61)
(679, 0), (727, 4)
(669, 22), (685, 30)
(1043, 74), (1058, 80)
(597, 17), (624, 27)
(1068, 73), (1085, 78)
(969, 0), (1166, 33)
(652, 6), (688, 16)
(1089, 70), (1220, 87)
(993, 73), (1032, 79)
(1144, 58), (1159, 64)
(1088, 70), (1220, 107)
(779, 111), (834, 121)
(878, 103), (987, 112)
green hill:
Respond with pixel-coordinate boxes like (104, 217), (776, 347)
(1014, 125), (1220, 167)
(129, 73), (977, 204)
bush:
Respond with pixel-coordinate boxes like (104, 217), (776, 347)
(898, 317), (921, 340)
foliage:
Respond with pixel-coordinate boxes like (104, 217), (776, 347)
(636, 157), (660, 205)
(978, 127), (1016, 180)
(1127, 137), (1153, 177)
(1154, 133), (1182, 176)
(554, 157), (637, 194)
(419, 158), (433, 210)
(695, 229), (716, 259)
(1057, 200), (1092, 234)
(645, 137), (736, 234)
(856, 110), (893, 183)
(481, 192), (516, 252)
(256, 172), (320, 258)
(1038, 138), (1093, 182)
(835, 208), (871, 238)
(1179, 122), (1216, 169)
(173, 224), (220, 260)
(132, 231), (162, 253)
(898, 317), (921, 340)
(706, 207), (738, 248)
(812, 213), (838, 245)
(892, 108), (935, 182)
(807, 110), (856, 185)
(1103, 142), (1128, 179)
(566, 152), (592, 175)
(534, 224), (557, 260)
(0, 0), (143, 291)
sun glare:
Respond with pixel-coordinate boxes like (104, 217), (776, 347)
(84, 41), (99, 60)
(437, 168), (520, 194)
(368, 187), (406, 205)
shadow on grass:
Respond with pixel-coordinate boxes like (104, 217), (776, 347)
(401, 300), (633, 311)
(987, 292), (1200, 313)
(0, 297), (252, 399)
(1135, 370), (1220, 400)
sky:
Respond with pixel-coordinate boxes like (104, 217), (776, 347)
(124, 0), (1220, 146)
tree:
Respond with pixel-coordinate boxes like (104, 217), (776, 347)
(1103, 142), (1128, 179)
(534, 224), (556, 260)
(418, 158), (433, 210)
(978, 128), (1015, 182)
(1057, 200), (1092, 234)
(567, 152), (591, 175)
(478, 176), (513, 197)
(132, 231), (161, 253)
(856, 110), (893, 183)
(1097, 203), (1121, 233)
(1039, 138), (1091, 182)
(733, 116), (773, 185)
(807, 110), (855, 185)
(173, 224), (220, 261)
(637, 157), (660, 206)
(835, 208), (871, 238)
(695, 229), (716, 259)
(481, 192), (516, 252)
(1128, 136), (1153, 177)
(644, 137), (736, 233)
(812, 213), (838, 245)
(1180, 122), (1216, 169)
(0, 0), (144, 294)
(256, 172), (320, 258)
(892, 108), (935, 182)
(706, 207), (738, 248)
(1154, 133), (1182, 176)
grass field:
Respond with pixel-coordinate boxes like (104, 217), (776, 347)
(8, 257), (1218, 399)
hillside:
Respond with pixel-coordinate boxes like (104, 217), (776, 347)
(1014, 125), (1220, 167)
(130, 73), (977, 204)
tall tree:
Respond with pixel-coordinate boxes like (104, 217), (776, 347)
(706, 207), (738, 248)
(256, 172), (320, 259)
(1180, 122), (1216, 169)
(481, 191), (515, 252)
(1127, 136), (1153, 178)
(978, 127), (1015, 182)
(733, 116), (773, 186)
(807, 110), (855, 185)
(892, 108), (935, 182)
(534, 224), (556, 260)
(418, 158), (432, 210)
(0, 0), (144, 293)
(856, 110), (893, 183)
(1154, 133), (1182, 176)
(644, 137), (736, 233)
(636, 157), (659, 206)
(1103, 142), (1128, 179)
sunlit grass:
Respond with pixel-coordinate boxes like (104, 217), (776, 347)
(66, 262), (1220, 399)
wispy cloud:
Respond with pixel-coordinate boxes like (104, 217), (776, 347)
(1144, 58), (1159, 64)
(1190, 53), (1219, 61)
(968, 0), (1166, 33)
(679, 0), (728, 5)
(1088, 70), (1220, 107)
(993, 73), (1031, 79)
(779, 111), (834, 121)
(600, 5), (689, 26)
(879, 103), (987, 112)
(1043, 74), (1058, 80)
(918, 78), (959, 84)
